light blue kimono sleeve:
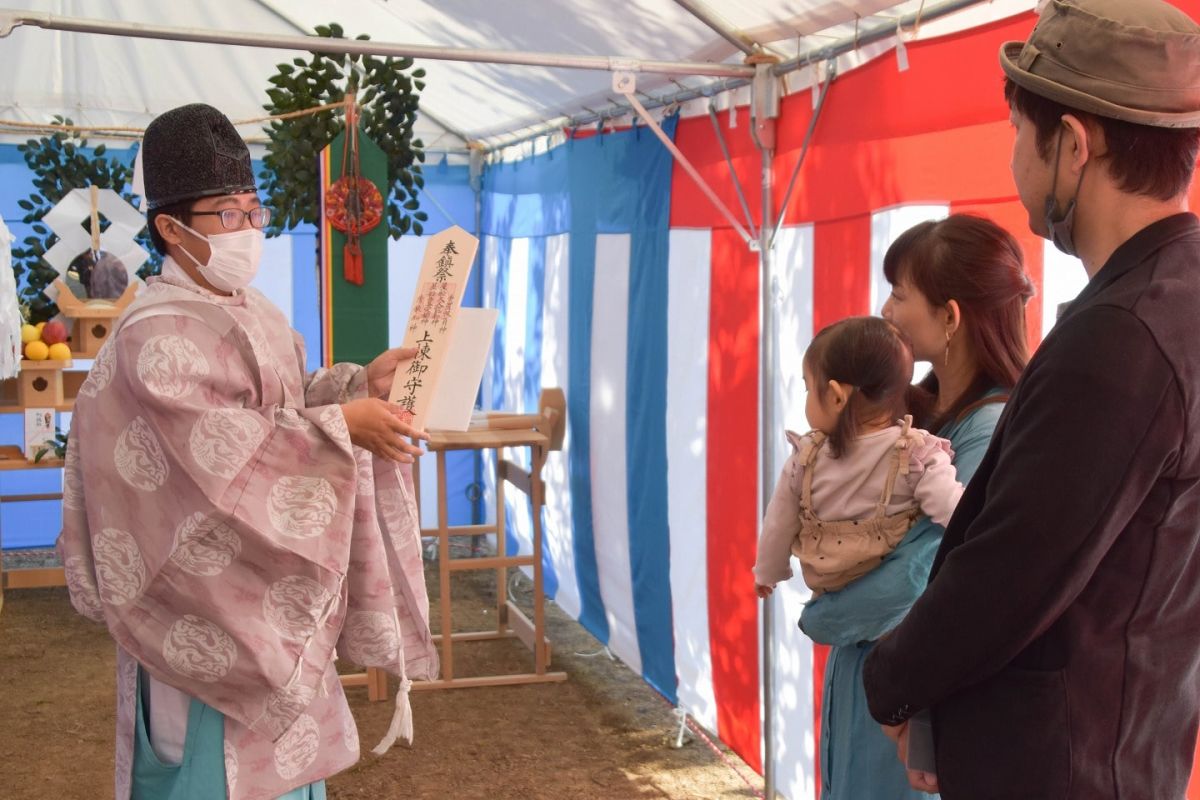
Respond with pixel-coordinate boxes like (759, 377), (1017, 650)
(798, 402), (1004, 647)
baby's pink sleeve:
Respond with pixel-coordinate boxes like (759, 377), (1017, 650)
(906, 433), (964, 528)
(753, 433), (808, 587)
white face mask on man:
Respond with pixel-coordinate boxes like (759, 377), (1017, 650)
(170, 217), (263, 292)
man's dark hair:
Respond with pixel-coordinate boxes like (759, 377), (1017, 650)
(1004, 78), (1199, 202)
(147, 199), (197, 257)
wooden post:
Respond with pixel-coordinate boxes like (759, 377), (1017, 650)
(368, 666), (388, 702)
(531, 443), (547, 674)
(495, 453), (508, 632)
(436, 449), (452, 681)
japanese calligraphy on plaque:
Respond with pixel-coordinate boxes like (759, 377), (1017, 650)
(388, 225), (479, 429)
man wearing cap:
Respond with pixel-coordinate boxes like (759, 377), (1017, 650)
(56, 103), (438, 800)
(863, 1), (1200, 797)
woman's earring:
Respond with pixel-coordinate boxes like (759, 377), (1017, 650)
(944, 332), (952, 367)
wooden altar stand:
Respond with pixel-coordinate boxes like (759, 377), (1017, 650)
(0, 280), (138, 612)
(341, 389), (567, 699)
(0, 445), (66, 614)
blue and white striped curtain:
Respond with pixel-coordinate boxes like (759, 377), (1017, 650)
(478, 120), (681, 700)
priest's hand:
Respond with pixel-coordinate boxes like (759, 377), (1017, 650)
(366, 346), (418, 398)
(341, 398), (427, 462)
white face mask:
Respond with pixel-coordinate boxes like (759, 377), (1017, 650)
(171, 217), (263, 292)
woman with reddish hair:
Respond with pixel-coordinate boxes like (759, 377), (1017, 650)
(797, 213), (1034, 799)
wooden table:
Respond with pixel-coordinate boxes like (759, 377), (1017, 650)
(0, 445), (66, 613)
(342, 390), (568, 697)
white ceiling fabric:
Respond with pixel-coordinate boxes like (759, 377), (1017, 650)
(0, 0), (1035, 152)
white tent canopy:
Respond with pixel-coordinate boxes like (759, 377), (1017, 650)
(0, 0), (1033, 152)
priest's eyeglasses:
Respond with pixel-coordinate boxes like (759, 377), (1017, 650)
(189, 207), (272, 230)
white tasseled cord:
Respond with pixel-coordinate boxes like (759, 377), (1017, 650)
(370, 675), (414, 756)
(372, 609), (414, 755)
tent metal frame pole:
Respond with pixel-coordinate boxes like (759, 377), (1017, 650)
(670, 0), (758, 56)
(618, 85), (756, 248)
(0, 10), (754, 80)
(770, 59), (837, 248)
(752, 60), (779, 800)
(706, 104), (758, 240)
(479, 0), (992, 152)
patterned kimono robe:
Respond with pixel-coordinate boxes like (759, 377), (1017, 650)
(56, 270), (437, 800)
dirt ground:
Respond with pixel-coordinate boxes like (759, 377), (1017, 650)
(0, 561), (762, 800)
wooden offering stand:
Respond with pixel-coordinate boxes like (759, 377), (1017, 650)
(0, 445), (66, 611)
(0, 281), (137, 603)
(52, 277), (137, 358)
(342, 388), (568, 698)
(17, 359), (73, 407)
(0, 364), (74, 607)
(0, 280), (135, 414)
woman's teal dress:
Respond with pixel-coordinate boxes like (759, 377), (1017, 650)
(799, 398), (1004, 800)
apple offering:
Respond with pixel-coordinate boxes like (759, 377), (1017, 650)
(21, 319), (71, 361)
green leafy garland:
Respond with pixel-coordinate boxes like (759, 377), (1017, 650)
(11, 118), (161, 324)
(259, 23), (428, 238)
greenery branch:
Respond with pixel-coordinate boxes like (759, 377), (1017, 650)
(259, 22), (429, 239)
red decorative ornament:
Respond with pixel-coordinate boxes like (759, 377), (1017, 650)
(325, 175), (383, 284)
(325, 176), (383, 236)
(323, 98), (381, 286)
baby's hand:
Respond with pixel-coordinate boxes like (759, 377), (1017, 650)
(755, 584), (774, 598)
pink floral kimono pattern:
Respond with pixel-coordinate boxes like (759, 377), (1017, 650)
(56, 275), (437, 800)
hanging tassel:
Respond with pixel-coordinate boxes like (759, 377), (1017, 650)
(371, 677), (413, 755)
(344, 239), (365, 286)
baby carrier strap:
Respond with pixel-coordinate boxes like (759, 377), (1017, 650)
(799, 430), (826, 513)
(875, 414), (920, 517)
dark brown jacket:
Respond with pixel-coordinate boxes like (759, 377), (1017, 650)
(864, 213), (1200, 799)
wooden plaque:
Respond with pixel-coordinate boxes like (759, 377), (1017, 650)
(388, 226), (479, 429)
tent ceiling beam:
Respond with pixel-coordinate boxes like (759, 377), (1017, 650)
(477, 0), (993, 152)
(670, 0), (759, 56)
(0, 10), (755, 79)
